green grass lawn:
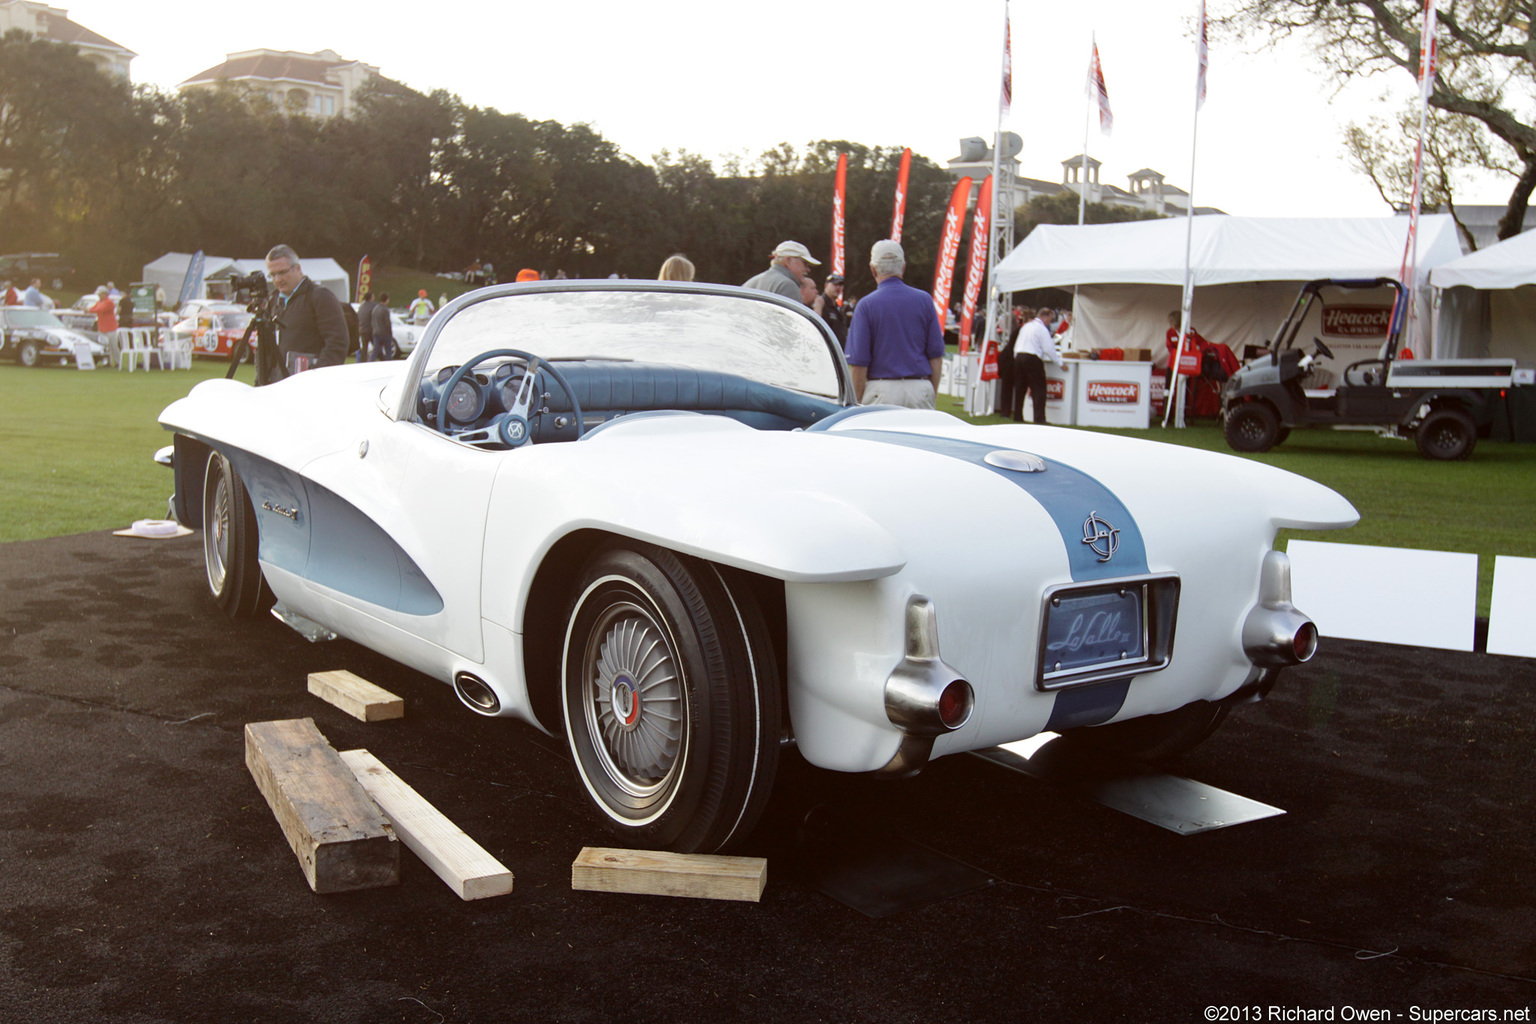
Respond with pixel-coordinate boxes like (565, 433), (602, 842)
(2, 361), (1529, 616)
(0, 358), (257, 541)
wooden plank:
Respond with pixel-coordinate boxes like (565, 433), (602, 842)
(571, 847), (767, 903)
(339, 749), (514, 901)
(243, 719), (399, 893)
(307, 670), (405, 723)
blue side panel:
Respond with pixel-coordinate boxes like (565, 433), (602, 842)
(305, 481), (444, 615)
(835, 430), (1148, 581)
(219, 446), (443, 616)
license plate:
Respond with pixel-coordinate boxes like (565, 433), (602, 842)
(1036, 576), (1179, 690)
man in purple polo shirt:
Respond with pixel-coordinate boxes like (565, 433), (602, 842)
(845, 239), (945, 407)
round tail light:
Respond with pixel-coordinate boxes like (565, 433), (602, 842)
(937, 680), (974, 730)
(1293, 622), (1318, 663)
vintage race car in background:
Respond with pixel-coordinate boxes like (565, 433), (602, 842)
(158, 281), (1358, 853)
(1, 307), (108, 366)
(170, 301), (255, 359)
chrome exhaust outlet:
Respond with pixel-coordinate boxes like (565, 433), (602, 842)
(878, 596), (974, 778)
(453, 672), (501, 715)
(1242, 550), (1319, 667)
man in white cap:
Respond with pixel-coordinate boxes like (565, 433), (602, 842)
(845, 239), (945, 408)
(742, 241), (819, 302)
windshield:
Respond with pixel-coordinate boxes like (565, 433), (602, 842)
(4, 310), (65, 328)
(394, 283), (848, 418)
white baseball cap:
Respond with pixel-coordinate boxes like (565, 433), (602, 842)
(772, 241), (821, 265)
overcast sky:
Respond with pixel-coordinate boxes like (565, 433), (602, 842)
(57, 0), (1514, 219)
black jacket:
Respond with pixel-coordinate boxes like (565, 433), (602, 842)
(271, 276), (349, 371)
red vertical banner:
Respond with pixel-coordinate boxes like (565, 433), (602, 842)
(890, 148), (911, 243)
(957, 176), (993, 354)
(355, 255), (371, 304)
(931, 176), (971, 333)
(831, 152), (847, 281)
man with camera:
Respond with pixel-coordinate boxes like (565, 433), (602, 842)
(264, 244), (349, 376)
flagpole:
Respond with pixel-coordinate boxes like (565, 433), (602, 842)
(1397, 0), (1437, 358)
(1164, 2), (1207, 429)
(1079, 36), (1093, 228)
(983, 0), (1009, 359)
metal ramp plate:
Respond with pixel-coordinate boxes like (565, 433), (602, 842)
(972, 734), (1285, 835)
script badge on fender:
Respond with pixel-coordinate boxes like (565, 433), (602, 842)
(1081, 511), (1120, 562)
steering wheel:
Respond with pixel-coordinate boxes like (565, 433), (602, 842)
(435, 348), (584, 447)
(1313, 337), (1335, 361)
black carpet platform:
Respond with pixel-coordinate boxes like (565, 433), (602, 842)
(1, 531), (1532, 1022)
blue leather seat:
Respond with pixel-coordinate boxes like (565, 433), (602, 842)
(549, 361), (845, 435)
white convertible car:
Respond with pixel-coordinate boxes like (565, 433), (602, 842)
(158, 281), (1357, 852)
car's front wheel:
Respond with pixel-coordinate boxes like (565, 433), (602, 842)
(201, 451), (271, 618)
(16, 339), (40, 367)
(561, 544), (779, 853)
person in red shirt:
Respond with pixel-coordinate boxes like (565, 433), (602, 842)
(89, 287), (118, 338)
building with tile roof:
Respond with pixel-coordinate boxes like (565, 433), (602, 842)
(0, 1), (135, 78)
(947, 137), (1223, 217)
(178, 48), (379, 119)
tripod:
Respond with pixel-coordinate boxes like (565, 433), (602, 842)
(225, 297), (281, 385)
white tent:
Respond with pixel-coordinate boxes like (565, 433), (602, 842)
(141, 253), (351, 306)
(1430, 230), (1536, 366)
(994, 216), (1464, 364)
(141, 252), (237, 304)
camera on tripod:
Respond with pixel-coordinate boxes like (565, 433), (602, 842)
(229, 270), (269, 306)
(224, 270), (280, 385)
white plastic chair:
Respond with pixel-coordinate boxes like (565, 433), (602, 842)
(109, 328), (131, 369)
(160, 330), (193, 370)
(119, 328), (156, 372)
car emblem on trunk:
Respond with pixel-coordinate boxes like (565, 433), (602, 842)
(1081, 512), (1119, 562)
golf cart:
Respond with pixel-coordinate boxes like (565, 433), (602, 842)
(1221, 277), (1517, 460)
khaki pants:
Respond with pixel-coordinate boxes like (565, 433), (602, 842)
(862, 378), (936, 409)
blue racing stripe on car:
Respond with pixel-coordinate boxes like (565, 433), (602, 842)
(835, 428), (1148, 730)
(834, 429), (1148, 582)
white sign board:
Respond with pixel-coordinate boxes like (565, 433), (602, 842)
(1487, 555), (1536, 659)
(73, 341), (95, 370)
(1286, 540), (1478, 652)
(1043, 361), (1077, 425)
(1075, 361), (1151, 428)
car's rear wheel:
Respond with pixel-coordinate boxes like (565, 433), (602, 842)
(561, 544), (779, 853)
(1061, 700), (1230, 764)
(1223, 402), (1281, 452)
(201, 451), (271, 618)
(1415, 408), (1476, 461)
(16, 339), (40, 367)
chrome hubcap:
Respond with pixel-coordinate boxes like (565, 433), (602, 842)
(203, 461), (231, 594)
(583, 603), (684, 796)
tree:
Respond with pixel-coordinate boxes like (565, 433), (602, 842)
(1220, 0), (1536, 241)
(0, 31), (137, 258)
(1344, 107), (1513, 249)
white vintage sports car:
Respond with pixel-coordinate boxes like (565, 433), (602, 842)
(158, 281), (1357, 852)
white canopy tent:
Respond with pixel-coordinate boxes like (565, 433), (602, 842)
(142, 253), (351, 306)
(141, 252), (237, 303)
(994, 216), (1464, 365)
(1430, 230), (1536, 366)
